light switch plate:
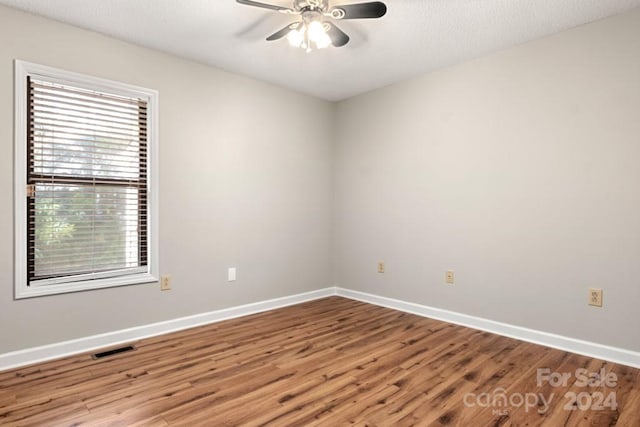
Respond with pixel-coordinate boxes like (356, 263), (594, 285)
(228, 267), (236, 282)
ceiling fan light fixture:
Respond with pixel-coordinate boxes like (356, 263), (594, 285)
(287, 26), (305, 47)
(287, 20), (331, 51)
(308, 21), (331, 48)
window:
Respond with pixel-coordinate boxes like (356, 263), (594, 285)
(14, 61), (158, 298)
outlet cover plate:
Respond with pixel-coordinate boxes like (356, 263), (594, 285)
(588, 288), (603, 307)
(160, 275), (171, 291)
(445, 270), (455, 285)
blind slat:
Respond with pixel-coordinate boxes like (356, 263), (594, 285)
(32, 108), (147, 126)
(32, 146), (145, 159)
(30, 175), (146, 185)
(31, 81), (147, 107)
(33, 122), (145, 138)
(32, 118), (146, 139)
(33, 105), (146, 126)
(31, 98), (146, 121)
(31, 156), (143, 169)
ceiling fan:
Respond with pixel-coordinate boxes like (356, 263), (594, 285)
(236, 0), (387, 52)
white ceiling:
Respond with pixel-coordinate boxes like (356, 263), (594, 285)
(1, 0), (639, 101)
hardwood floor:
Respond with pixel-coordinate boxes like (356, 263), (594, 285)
(1, 297), (638, 426)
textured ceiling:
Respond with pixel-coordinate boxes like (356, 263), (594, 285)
(1, 0), (639, 101)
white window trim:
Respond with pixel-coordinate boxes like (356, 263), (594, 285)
(14, 60), (159, 299)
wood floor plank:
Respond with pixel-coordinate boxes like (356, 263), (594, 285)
(0, 296), (638, 426)
(616, 387), (640, 426)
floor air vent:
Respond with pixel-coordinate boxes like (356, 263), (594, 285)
(92, 345), (136, 360)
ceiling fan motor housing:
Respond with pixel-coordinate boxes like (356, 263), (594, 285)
(294, 0), (327, 11)
(301, 9), (323, 23)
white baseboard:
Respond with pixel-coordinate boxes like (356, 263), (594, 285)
(3, 286), (639, 372)
(335, 287), (640, 369)
(0, 287), (337, 372)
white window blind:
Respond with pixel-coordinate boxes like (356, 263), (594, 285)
(27, 77), (148, 285)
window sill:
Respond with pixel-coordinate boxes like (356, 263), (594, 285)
(15, 273), (159, 299)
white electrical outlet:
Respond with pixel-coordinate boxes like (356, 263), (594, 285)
(377, 261), (385, 274)
(228, 267), (236, 282)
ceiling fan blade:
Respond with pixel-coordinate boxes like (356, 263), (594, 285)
(326, 22), (350, 47)
(236, 0), (294, 13)
(266, 22), (301, 41)
(330, 1), (387, 19)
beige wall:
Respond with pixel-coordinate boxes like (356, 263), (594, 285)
(333, 8), (640, 352)
(2, 4), (640, 356)
(0, 5), (334, 353)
